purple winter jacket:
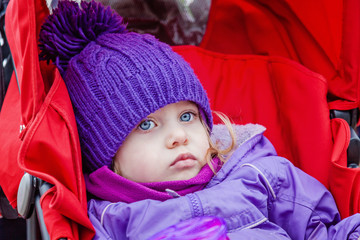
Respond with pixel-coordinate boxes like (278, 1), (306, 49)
(87, 124), (360, 240)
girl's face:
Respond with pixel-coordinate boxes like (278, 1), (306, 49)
(113, 101), (210, 182)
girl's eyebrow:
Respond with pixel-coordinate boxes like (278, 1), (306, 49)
(180, 107), (197, 114)
(181, 102), (198, 109)
(187, 106), (199, 112)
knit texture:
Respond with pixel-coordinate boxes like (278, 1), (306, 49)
(39, 0), (212, 173)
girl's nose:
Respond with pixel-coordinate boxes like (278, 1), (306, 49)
(166, 127), (188, 149)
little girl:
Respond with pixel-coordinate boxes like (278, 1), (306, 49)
(39, 1), (360, 239)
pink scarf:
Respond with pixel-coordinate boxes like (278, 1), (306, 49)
(84, 158), (220, 203)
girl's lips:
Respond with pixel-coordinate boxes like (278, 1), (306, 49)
(171, 153), (197, 167)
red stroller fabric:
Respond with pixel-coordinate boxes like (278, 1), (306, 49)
(173, 46), (360, 217)
(0, 0), (94, 239)
(200, 0), (360, 111)
(329, 118), (360, 217)
(0, 71), (22, 207)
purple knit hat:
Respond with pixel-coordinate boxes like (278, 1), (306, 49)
(39, 0), (212, 173)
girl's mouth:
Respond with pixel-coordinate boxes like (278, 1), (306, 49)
(171, 153), (197, 168)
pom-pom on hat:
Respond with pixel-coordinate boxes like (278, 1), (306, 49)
(39, 0), (213, 173)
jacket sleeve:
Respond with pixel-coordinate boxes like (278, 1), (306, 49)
(88, 197), (193, 240)
(226, 220), (291, 239)
(268, 157), (360, 240)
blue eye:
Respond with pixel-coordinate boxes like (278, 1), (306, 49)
(180, 112), (194, 122)
(138, 120), (155, 131)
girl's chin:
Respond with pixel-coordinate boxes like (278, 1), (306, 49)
(166, 169), (201, 181)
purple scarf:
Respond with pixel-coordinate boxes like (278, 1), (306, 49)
(84, 158), (221, 203)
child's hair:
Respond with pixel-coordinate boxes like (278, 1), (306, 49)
(203, 111), (236, 172)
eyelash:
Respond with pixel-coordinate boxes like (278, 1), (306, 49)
(137, 119), (156, 131)
(180, 111), (197, 122)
